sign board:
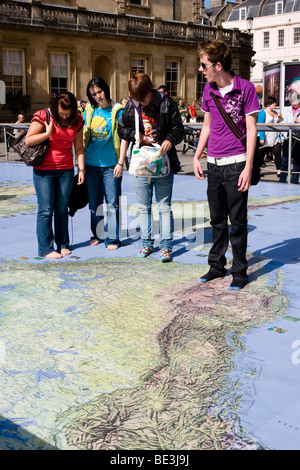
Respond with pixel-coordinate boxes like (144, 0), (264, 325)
(284, 63), (300, 107)
(263, 62), (300, 110)
(263, 64), (280, 105)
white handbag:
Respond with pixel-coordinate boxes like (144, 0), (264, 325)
(128, 109), (170, 177)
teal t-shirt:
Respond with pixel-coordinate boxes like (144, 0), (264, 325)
(84, 107), (123, 167)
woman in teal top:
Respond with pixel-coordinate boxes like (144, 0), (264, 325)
(84, 77), (125, 250)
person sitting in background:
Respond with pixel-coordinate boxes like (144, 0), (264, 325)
(257, 96), (282, 177)
(13, 114), (25, 137)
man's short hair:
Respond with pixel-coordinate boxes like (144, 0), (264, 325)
(198, 39), (232, 72)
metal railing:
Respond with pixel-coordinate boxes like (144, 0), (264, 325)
(184, 122), (300, 184)
(1, 122), (300, 183)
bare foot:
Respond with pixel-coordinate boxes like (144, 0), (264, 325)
(44, 251), (62, 259)
(89, 239), (100, 246)
(106, 245), (119, 251)
(61, 248), (71, 256)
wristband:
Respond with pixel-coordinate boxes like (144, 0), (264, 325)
(79, 169), (85, 173)
(117, 162), (124, 167)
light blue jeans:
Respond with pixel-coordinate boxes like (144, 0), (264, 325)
(134, 171), (174, 251)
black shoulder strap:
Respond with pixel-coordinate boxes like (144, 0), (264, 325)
(43, 108), (50, 125)
(210, 92), (246, 148)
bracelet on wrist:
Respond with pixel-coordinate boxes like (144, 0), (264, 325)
(117, 162), (124, 167)
(79, 169), (85, 173)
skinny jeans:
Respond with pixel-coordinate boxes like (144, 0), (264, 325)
(206, 161), (248, 279)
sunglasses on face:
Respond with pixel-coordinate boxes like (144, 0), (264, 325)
(199, 62), (216, 71)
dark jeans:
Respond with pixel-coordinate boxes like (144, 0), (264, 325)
(207, 161), (248, 279)
(280, 139), (300, 184)
(259, 142), (282, 170)
(33, 168), (74, 256)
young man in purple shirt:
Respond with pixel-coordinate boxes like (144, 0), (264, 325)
(193, 39), (260, 290)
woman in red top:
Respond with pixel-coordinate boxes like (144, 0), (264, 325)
(25, 92), (85, 259)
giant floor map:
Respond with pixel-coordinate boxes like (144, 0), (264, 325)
(0, 163), (300, 451)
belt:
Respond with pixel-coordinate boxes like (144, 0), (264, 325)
(207, 155), (247, 166)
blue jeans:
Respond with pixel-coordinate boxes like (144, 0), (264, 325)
(85, 165), (122, 246)
(134, 171), (174, 251)
(33, 168), (74, 256)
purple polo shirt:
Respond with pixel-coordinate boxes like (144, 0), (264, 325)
(201, 74), (260, 157)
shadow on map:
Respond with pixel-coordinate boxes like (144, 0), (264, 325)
(0, 195), (16, 201)
(250, 237), (300, 280)
(0, 415), (58, 450)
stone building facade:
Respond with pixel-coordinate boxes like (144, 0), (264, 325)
(0, 0), (253, 121)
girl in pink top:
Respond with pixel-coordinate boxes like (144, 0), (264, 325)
(25, 92), (85, 259)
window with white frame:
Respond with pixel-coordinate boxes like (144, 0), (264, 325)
(275, 1), (283, 14)
(2, 49), (24, 94)
(239, 8), (246, 20)
(166, 61), (179, 97)
(278, 29), (284, 47)
(263, 31), (270, 48)
(294, 28), (300, 45)
(131, 58), (146, 76)
(50, 53), (69, 97)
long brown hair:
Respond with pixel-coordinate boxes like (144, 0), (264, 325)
(50, 92), (79, 127)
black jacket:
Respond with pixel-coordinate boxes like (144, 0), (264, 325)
(118, 90), (184, 173)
